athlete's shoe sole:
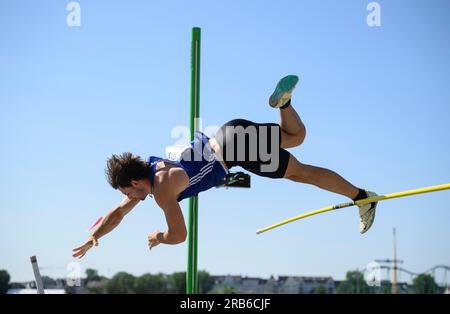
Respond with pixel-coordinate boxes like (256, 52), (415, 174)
(358, 190), (378, 234)
(269, 75), (299, 108)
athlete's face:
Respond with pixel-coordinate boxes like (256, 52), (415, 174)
(119, 179), (150, 201)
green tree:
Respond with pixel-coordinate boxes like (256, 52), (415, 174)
(134, 273), (167, 293)
(380, 282), (392, 294)
(83, 268), (109, 294)
(170, 272), (186, 293)
(0, 270), (10, 294)
(85, 268), (101, 283)
(336, 270), (371, 294)
(313, 285), (327, 294)
(198, 271), (214, 294)
(412, 274), (439, 294)
(103, 272), (136, 294)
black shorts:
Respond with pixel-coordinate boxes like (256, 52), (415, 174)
(213, 119), (291, 179)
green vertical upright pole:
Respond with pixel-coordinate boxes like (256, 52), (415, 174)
(187, 27), (201, 294)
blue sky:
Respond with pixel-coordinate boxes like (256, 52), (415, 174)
(1, 0), (449, 284)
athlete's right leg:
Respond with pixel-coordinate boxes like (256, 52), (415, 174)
(268, 75), (306, 149)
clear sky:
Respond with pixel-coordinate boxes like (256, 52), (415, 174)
(1, 0), (449, 284)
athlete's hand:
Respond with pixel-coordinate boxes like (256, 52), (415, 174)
(148, 230), (161, 250)
(72, 235), (99, 259)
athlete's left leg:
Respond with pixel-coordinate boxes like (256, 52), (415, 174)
(282, 153), (378, 233)
(283, 153), (359, 199)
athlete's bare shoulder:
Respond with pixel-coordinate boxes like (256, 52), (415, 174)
(153, 161), (189, 200)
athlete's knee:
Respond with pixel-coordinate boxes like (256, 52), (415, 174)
(287, 127), (306, 147)
(296, 124), (306, 145)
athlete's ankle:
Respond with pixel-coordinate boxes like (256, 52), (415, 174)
(352, 188), (368, 201)
(280, 99), (291, 109)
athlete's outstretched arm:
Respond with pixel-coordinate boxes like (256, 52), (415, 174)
(149, 197), (187, 248)
(148, 170), (188, 249)
(72, 196), (140, 259)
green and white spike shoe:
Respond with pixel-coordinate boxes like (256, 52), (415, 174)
(269, 75), (299, 108)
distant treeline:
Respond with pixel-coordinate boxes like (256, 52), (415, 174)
(0, 269), (442, 294)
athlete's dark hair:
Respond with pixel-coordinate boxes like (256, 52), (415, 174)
(105, 152), (151, 189)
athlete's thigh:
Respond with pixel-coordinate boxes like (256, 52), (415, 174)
(282, 153), (303, 179)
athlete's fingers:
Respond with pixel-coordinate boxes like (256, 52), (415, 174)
(72, 250), (82, 258)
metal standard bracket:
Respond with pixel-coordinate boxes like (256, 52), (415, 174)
(216, 171), (251, 188)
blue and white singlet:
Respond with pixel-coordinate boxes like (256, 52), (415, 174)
(147, 131), (229, 202)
